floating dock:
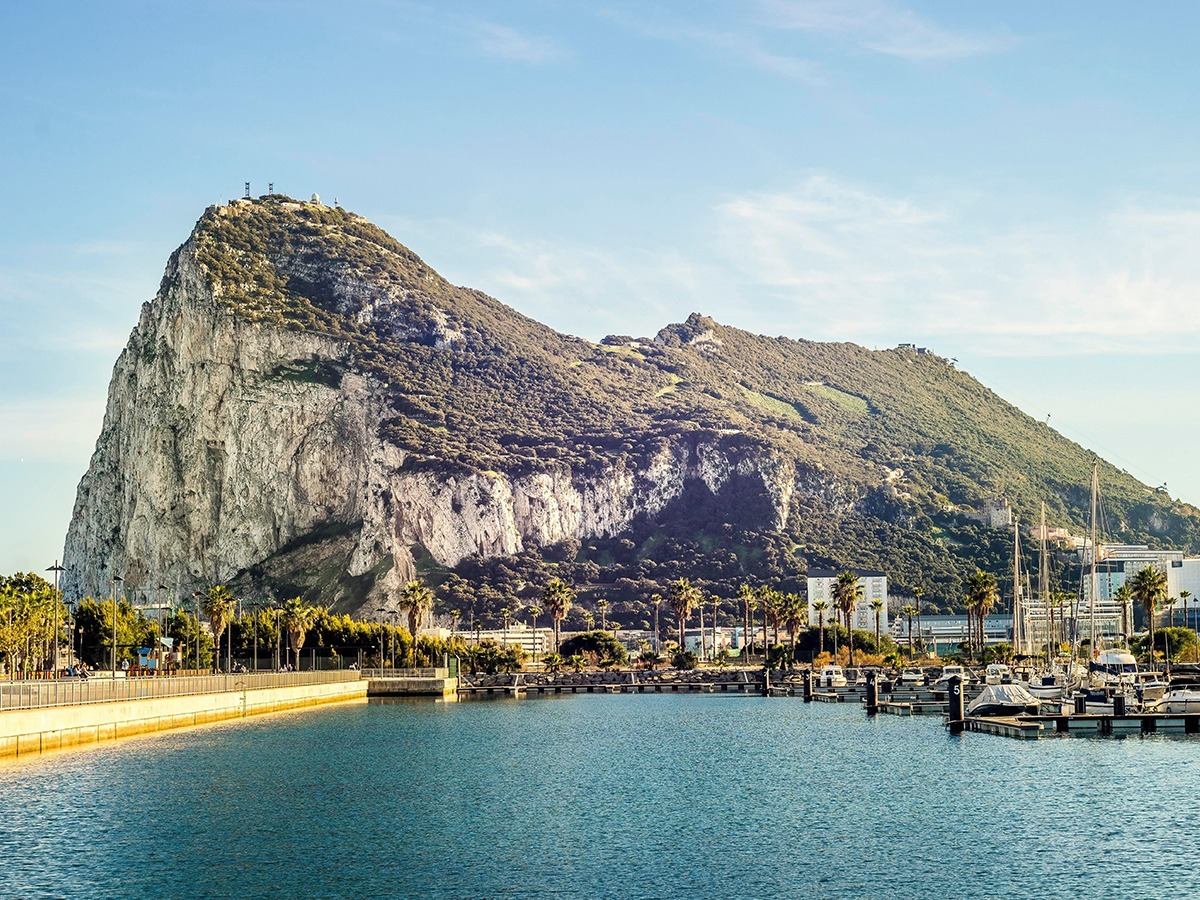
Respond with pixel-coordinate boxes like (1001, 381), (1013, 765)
(950, 712), (1200, 740)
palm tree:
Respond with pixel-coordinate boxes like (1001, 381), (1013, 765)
(399, 580), (435, 665)
(737, 584), (756, 662)
(780, 592), (807, 666)
(597, 598), (609, 632)
(901, 604), (917, 659)
(1180, 590), (1192, 630)
(964, 570), (998, 660)
(813, 599), (829, 656)
(832, 571), (863, 666)
(542, 578), (575, 653)
(500, 607), (511, 650)
(1128, 564), (1168, 665)
(526, 605), (542, 661)
(760, 587), (785, 649)
(280, 597), (317, 670)
(667, 578), (702, 657)
(870, 597), (884, 653)
(912, 587), (925, 654)
(201, 585), (235, 673)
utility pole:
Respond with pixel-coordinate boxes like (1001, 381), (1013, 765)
(46, 564), (65, 676)
(110, 575), (123, 674)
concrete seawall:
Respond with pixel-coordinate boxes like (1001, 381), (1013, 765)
(0, 679), (368, 759)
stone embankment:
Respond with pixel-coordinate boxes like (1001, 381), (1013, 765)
(0, 671), (367, 759)
(459, 667), (766, 696)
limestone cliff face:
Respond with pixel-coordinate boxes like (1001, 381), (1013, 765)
(62, 203), (837, 615)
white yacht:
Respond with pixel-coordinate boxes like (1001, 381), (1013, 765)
(1153, 686), (1200, 713)
(932, 665), (973, 690)
(984, 663), (1014, 685)
(817, 665), (847, 688)
(1088, 649), (1138, 687)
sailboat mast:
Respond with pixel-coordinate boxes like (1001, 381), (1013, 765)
(1040, 501), (1050, 658)
(1012, 516), (1022, 656)
(1089, 461), (1099, 654)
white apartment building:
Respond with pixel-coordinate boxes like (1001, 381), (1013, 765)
(806, 569), (888, 632)
(1026, 544), (1188, 644)
(1167, 558), (1200, 627)
(451, 624), (553, 655)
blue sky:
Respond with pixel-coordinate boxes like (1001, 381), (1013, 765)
(4, 1), (1200, 573)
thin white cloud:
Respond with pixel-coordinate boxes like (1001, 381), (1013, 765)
(599, 7), (824, 83)
(467, 19), (568, 65)
(471, 230), (702, 339)
(755, 0), (1014, 61)
(600, 0), (1009, 75)
(712, 176), (1200, 356)
(379, 6), (568, 66)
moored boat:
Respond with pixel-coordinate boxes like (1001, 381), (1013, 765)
(984, 663), (1014, 685)
(1023, 668), (1068, 700)
(966, 683), (1040, 717)
(817, 665), (847, 688)
(932, 664), (973, 690)
(1152, 685), (1200, 713)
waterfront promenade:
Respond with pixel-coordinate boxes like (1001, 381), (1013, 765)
(0, 670), (367, 758)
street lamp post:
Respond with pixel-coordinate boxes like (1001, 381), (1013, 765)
(47, 561), (65, 676)
(110, 575), (124, 675)
(274, 604), (283, 671)
(231, 599), (239, 674)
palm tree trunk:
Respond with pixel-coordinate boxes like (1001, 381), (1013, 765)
(1147, 605), (1155, 668)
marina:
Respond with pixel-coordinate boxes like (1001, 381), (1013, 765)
(4, 692), (1200, 899)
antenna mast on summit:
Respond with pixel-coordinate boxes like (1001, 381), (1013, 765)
(244, 182), (251, 199)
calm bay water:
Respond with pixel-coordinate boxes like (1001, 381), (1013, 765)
(1, 695), (1196, 898)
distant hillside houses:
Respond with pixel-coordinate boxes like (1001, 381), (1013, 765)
(806, 568), (889, 632)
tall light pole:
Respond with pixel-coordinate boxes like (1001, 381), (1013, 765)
(47, 561), (65, 676)
(156, 584), (168, 674)
(110, 575), (123, 674)
(232, 598), (240, 674)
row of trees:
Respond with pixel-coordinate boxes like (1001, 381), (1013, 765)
(0, 573), (450, 676)
(0, 573), (61, 678)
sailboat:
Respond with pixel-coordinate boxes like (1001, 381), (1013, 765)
(1065, 462), (1153, 713)
(1022, 503), (1072, 700)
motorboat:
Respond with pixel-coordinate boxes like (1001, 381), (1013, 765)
(1066, 685), (1141, 715)
(1133, 671), (1169, 703)
(1023, 665), (1071, 700)
(843, 667), (866, 685)
(1088, 649), (1138, 687)
(897, 668), (926, 687)
(984, 663), (1014, 685)
(932, 665), (973, 690)
(966, 683), (1040, 717)
(1153, 685), (1200, 714)
(817, 665), (847, 688)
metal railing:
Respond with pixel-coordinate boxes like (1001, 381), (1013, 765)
(0, 669), (362, 712)
(360, 667), (449, 679)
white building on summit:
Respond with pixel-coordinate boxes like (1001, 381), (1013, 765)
(806, 568), (889, 632)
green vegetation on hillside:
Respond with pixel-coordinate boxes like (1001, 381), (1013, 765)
(189, 197), (1200, 614)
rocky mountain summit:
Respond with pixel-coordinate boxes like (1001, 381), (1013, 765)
(62, 196), (1200, 618)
